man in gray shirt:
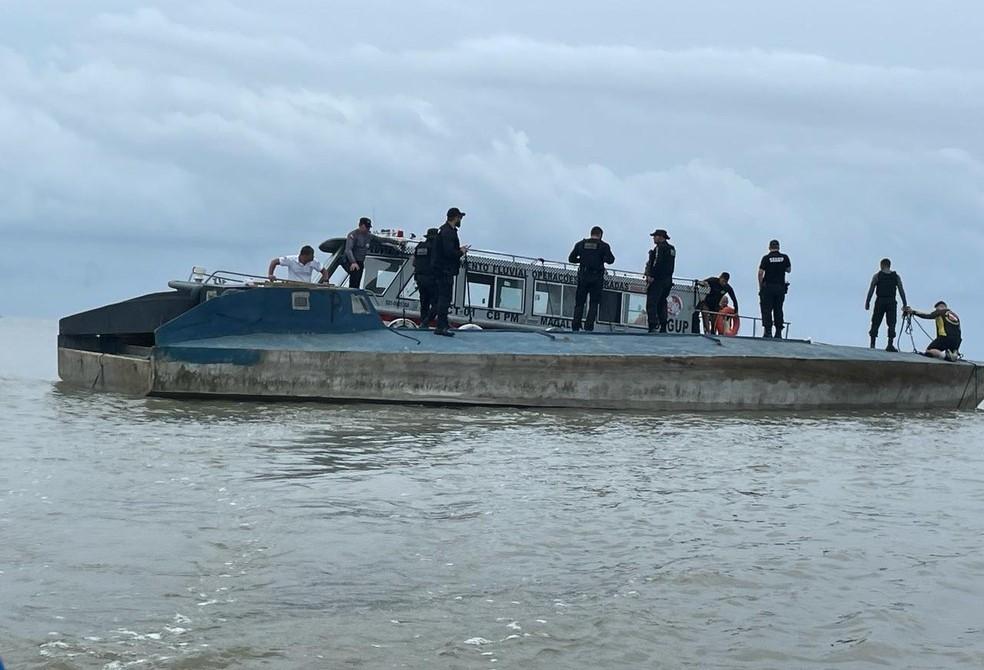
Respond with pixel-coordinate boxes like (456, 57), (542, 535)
(344, 217), (374, 289)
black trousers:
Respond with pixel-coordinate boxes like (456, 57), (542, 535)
(759, 283), (786, 337)
(573, 273), (604, 331)
(646, 278), (673, 332)
(869, 298), (898, 339)
(434, 273), (455, 331)
(347, 263), (365, 289)
(416, 275), (436, 325)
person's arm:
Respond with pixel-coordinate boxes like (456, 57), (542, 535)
(865, 273), (877, 310)
(604, 243), (615, 265)
(909, 307), (938, 319)
(568, 242), (581, 264)
(785, 256), (792, 274)
(267, 258), (281, 281)
(757, 256), (767, 286)
(727, 285), (738, 312)
(897, 275), (908, 307)
(344, 234), (358, 268)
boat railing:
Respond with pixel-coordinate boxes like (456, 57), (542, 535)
(187, 268), (270, 285)
(465, 248), (701, 286)
(700, 307), (792, 338)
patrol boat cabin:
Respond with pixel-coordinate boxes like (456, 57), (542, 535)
(317, 229), (710, 334)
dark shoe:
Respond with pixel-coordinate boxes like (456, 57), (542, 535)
(869, 337), (876, 349)
(434, 329), (455, 337)
(886, 343), (898, 353)
(762, 332), (772, 339)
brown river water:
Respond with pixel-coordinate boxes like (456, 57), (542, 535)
(1, 317), (983, 669)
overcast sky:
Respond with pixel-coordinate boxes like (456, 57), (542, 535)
(2, 1), (982, 353)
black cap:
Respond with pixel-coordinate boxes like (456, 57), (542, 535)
(650, 229), (670, 239)
(769, 239), (780, 249)
(425, 227), (439, 237)
(359, 217), (372, 228)
(447, 207), (466, 219)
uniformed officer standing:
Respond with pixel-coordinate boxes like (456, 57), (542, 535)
(432, 207), (470, 337)
(864, 258), (907, 352)
(344, 217), (374, 289)
(413, 228), (440, 326)
(757, 239), (791, 338)
(644, 229), (675, 333)
(568, 226), (615, 332)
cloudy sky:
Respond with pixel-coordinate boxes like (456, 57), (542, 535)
(2, 1), (982, 353)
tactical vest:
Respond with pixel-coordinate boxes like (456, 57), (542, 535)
(413, 239), (434, 276)
(578, 239), (605, 273)
(875, 271), (899, 299)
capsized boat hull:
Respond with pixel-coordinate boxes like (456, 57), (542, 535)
(57, 286), (984, 411)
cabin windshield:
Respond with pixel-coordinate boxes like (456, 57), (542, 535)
(362, 256), (404, 295)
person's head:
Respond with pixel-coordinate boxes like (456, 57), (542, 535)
(880, 258), (892, 270)
(650, 229), (669, 244)
(935, 300), (948, 311)
(719, 271), (730, 286)
(446, 207), (465, 227)
(590, 226), (603, 239)
(425, 227), (439, 239)
(358, 217), (372, 231)
(299, 245), (315, 263)
(769, 239), (780, 251)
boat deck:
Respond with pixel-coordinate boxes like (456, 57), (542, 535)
(158, 329), (966, 365)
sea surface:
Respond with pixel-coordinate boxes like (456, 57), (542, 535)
(2, 317), (984, 669)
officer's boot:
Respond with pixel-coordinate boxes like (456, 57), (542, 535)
(886, 338), (898, 353)
(869, 335), (876, 349)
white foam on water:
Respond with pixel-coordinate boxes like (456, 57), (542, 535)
(506, 621), (521, 630)
(463, 637), (491, 646)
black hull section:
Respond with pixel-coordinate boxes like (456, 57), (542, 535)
(58, 290), (199, 354)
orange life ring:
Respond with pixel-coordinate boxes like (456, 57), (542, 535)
(714, 306), (740, 336)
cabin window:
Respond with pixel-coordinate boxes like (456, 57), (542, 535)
(328, 265), (350, 286)
(494, 277), (525, 312)
(533, 281), (575, 318)
(362, 256), (404, 296)
(465, 273), (494, 308)
(622, 293), (648, 326)
(399, 276), (420, 300)
(292, 292), (311, 311)
(596, 290), (622, 323)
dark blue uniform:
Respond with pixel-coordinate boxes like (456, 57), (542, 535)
(413, 233), (438, 325)
(569, 237), (615, 331)
(433, 222), (462, 332)
(759, 250), (791, 338)
(645, 242), (676, 332)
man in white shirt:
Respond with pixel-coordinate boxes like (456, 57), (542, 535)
(267, 245), (328, 283)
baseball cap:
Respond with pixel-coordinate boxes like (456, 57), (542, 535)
(650, 229), (670, 239)
(447, 207), (466, 219)
(359, 217), (372, 228)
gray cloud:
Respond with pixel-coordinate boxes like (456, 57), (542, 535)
(1, 2), (982, 352)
